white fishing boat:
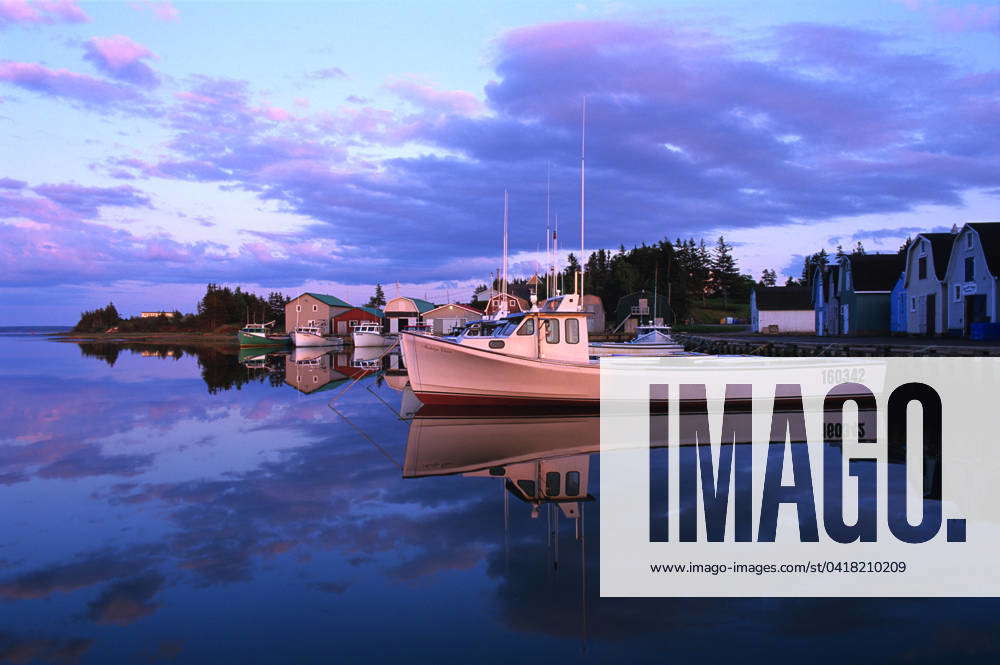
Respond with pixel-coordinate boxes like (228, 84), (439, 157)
(352, 322), (391, 347)
(589, 323), (686, 357)
(401, 293), (602, 405)
(291, 320), (343, 347)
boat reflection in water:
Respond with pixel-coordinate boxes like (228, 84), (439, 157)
(236, 345), (403, 395)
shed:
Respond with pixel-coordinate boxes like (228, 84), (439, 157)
(332, 306), (383, 336)
(384, 296), (436, 333)
(943, 222), (1000, 336)
(422, 303), (482, 335)
(837, 254), (904, 335)
(750, 286), (814, 333)
(285, 292), (352, 334)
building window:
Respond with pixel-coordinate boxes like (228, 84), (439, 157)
(910, 297), (916, 312)
(313, 305), (318, 311)
(955, 285), (962, 302)
(918, 256), (927, 280)
(565, 318), (580, 343)
(965, 256), (974, 282)
(967, 233), (973, 249)
(296, 305), (301, 312)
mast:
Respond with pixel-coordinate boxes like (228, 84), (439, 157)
(546, 162), (551, 299)
(579, 97), (586, 297)
(503, 189), (509, 305)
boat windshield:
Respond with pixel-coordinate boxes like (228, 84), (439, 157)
(491, 315), (525, 338)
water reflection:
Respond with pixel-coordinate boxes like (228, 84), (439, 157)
(0, 336), (995, 663)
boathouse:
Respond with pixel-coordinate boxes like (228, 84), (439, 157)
(284, 293), (352, 334)
(890, 273), (907, 334)
(834, 253), (904, 335)
(904, 232), (957, 335)
(484, 292), (529, 318)
(332, 306), (383, 336)
(384, 296), (436, 333)
(580, 294), (606, 333)
(943, 222), (1000, 337)
(750, 286), (814, 333)
(422, 303), (482, 335)
(813, 263), (841, 336)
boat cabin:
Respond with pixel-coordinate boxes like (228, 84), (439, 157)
(449, 294), (591, 362)
(466, 455), (593, 519)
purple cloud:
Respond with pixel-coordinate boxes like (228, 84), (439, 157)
(83, 35), (160, 87)
(0, 60), (142, 106)
(0, 0), (89, 27)
(898, 0), (1000, 33)
(308, 66), (347, 80)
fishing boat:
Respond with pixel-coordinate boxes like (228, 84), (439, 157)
(400, 293), (602, 405)
(589, 323), (686, 357)
(291, 320), (344, 348)
(351, 322), (391, 347)
(237, 321), (290, 347)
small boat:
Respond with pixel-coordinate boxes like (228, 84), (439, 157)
(352, 322), (391, 347)
(589, 323), (686, 357)
(291, 320), (344, 347)
(237, 321), (290, 347)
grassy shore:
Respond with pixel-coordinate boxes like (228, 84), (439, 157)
(50, 330), (240, 347)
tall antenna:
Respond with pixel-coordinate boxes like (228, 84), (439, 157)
(579, 97), (586, 297)
(503, 189), (509, 301)
(546, 162), (551, 298)
(555, 212), (561, 295)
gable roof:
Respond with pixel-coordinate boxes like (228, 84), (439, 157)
(915, 232), (957, 281)
(968, 222), (1000, 277)
(411, 298), (436, 313)
(423, 303), (482, 318)
(754, 286), (812, 311)
(843, 254), (904, 292)
(358, 306), (384, 318)
(302, 292), (351, 308)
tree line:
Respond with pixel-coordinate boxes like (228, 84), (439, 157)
(73, 284), (292, 333)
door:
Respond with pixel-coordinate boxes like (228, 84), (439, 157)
(964, 294), (988, 336)
(925, 293), (936, 336)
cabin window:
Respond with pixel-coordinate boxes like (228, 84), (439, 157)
(545, 472), (561, 497)
(965, 257), (974, 282)
(542, 297), (563, 312)
(918, 257), (927, 280)
(544, 318), (560, 344)
(516, 318), (535, 336)
(565, 318), (580, 343)
(565, 471), (581, 496)
(516, 479), (535, 497)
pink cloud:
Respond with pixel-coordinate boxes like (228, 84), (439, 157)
(0, 0), (89, 25)
(129, 0), (179, 22)
(84, 35), (159, 87)
(385, 76), (484, 116)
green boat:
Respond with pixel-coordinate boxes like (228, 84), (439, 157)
(237, 321), (290, 348)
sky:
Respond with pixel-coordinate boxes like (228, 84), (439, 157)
(1, 0), (997, 324)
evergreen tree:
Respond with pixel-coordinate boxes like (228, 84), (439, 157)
(760, 269), (777, 287)
(852, 241), (866, 255)
(366, 283), (387, 308)
(710, 235), (740, 307)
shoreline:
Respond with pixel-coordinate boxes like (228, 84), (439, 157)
(49, 331), (240, 347)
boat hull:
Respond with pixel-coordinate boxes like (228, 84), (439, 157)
(589, 342), (687, 357)
(238, 331), (290, 347)
(291, 331), (343, 347)
(352, 331), (390, 347)
(401, 332), (599, 405)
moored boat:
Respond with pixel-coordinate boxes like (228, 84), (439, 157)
(291, 320), (344, 347)
(352, 322), (391, 347)
(237, 321), (290, 347)
(589, 323), (686, 357)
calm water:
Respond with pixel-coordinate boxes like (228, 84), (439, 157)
(0, 333), (997, 664)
